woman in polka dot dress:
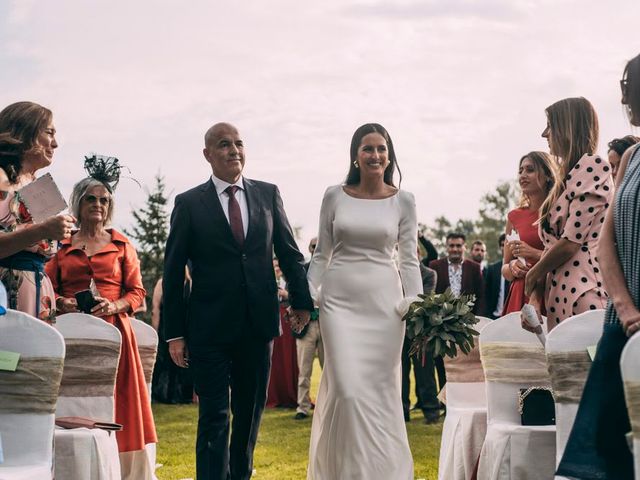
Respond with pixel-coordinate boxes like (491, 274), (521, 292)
(524, 97), (612, 330)
(556, 53), (640, 480)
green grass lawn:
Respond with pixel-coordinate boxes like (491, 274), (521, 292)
(153, 360), (441, 479)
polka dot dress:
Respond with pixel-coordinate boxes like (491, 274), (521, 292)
(541, 154), (613, 326)
(604, 145), (640, 325)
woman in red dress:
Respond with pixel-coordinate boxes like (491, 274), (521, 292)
(502, 151), (559, 314)
(266, 259), (299, 408)
(46, 161), (157, 478)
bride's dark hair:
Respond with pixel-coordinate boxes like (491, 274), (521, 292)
(345, 123), (402, 187)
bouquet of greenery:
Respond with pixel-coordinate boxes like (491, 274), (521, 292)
(403, 288), (479, 360)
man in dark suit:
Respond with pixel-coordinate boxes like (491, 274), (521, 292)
(163, 123), (313, 480)
(429, 233), (485, 390)
(484, 233), (510, 319)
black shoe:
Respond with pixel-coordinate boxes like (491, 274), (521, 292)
(423, 410), (441, 424)
(404, 411), (411, 422)
(294, 412), (308, 420)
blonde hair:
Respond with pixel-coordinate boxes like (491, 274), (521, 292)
(517, 151), (560, 214)
(69, 177), (114, 227)
(539, 97), (599, 230)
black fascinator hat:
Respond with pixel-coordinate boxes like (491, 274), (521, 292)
(84, 154), (122, 193)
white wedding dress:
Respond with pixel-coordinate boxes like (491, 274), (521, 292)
(307, 185), (423, 480)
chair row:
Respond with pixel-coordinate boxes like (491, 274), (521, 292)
(0, 310), (158, 480)
(439, 310), (610, 480)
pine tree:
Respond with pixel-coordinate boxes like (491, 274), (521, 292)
(125, 173), (169, 321)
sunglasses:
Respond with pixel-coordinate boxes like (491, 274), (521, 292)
(84, 194), (110, 206)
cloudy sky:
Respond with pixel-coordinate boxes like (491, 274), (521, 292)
(1, 0), (638, 252)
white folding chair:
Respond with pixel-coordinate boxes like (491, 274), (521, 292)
(0, 309), (65, 480)
(477, 312), (556, 480)
(546, 309), (604, 472)
(621, 330), (640, 478)
(438, 316), (491, 480)
(130, 318), (159, 479)
(54, 313), (122, 480)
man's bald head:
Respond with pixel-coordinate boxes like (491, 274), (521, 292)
(204, 122), (239, 148)
(203, 122), (245, 183)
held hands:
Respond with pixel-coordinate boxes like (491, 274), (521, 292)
(41, 214), (76, 240)
(169, 338), (189, 368)
(287, 307), (310, 334)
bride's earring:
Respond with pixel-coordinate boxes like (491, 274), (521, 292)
(353, 161), (359, 169)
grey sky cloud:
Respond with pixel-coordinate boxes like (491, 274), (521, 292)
(1, 0), (639, 255)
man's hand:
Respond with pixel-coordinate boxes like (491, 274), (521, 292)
(287, 308), (311, 334)
(168, 338), (189, 368)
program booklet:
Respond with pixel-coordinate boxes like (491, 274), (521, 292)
(17, 173), (67, 223)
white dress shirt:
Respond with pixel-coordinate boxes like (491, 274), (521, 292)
(210, 173), (249, 237)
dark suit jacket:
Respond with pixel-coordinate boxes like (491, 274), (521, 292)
(163, 178), (313, 346)
(484, 260), (510, 319)
(428, 258), (485, 315)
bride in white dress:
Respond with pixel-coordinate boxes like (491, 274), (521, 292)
(307, 123), (423, 479)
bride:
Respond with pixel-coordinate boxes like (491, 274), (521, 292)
(307, 123), (423, 479)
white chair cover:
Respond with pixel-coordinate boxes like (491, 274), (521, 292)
(131, 318), (159, 480)
(0, 309), (65, 480)
(438, 317), (490, 480)
(54, 313), (122, 480)
(477, 312), (556, 480)
(621, 330), (640, 479)
(545, 309), (604, 473)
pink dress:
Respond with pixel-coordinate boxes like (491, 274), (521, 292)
(541, 154), (612, 328)
(0, 169), (57, 322)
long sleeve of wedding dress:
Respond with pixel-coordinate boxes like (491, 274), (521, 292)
(306, 185), (422, 480)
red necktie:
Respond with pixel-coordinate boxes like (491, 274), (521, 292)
(225, 185), (244, 247)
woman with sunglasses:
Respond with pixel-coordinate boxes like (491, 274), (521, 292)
(46, 158), (157, 478)
(556, 53), (640, 480)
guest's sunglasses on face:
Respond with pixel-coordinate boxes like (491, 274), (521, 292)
(84, 194), (110, 206)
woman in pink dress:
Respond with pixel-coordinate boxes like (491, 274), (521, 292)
(502, 151), (559, 314)
(524, 97), (612, 330)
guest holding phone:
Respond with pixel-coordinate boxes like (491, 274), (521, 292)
(45, 156), (157, 479)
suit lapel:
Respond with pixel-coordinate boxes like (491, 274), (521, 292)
(243, 178), (259, 245)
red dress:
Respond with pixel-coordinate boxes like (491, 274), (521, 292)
(46, 229), (157, 452)
(503, 208), (545, 315)
(266, 303), (299, 408)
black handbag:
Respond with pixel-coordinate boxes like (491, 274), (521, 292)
(518, 387), (556, 426)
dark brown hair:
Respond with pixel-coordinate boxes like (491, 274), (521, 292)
(0, 101), (53, 184)
(345, 123), (401, 187)
(623, 54), (640, 126)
